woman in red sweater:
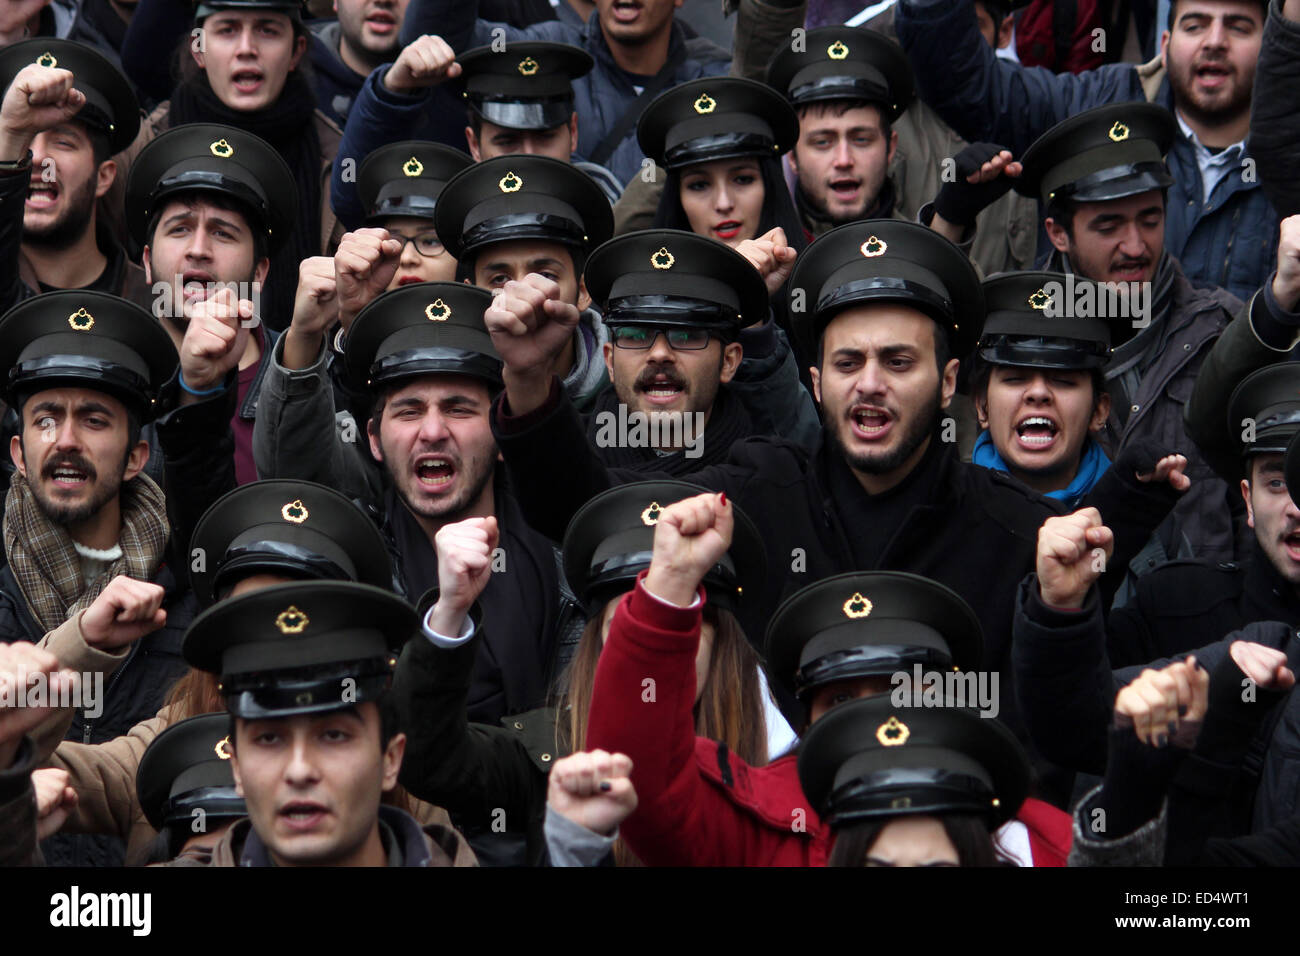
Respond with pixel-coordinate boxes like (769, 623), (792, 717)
(585, 490), (1072, 866)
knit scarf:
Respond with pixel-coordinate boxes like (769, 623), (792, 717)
(3, 472), (169, 634)
(972, 430), (1112, 509)
(167, 71), (323, 331)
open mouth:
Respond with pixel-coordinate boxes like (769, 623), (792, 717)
(610, 0), (642, 23)
(278, 802), (328, 831)
(713, 221), (742, 240)
(46, 460), (92, 488)
(230, 69), (264, 94)
(415, 455), (455, 488)
(365, 9), (397, 32)
(1283, 530), (1300, 562)
(1015, 415), (1058, 449)
(1110, 261), (1148, 282)
(637, 373), (686, 406)
(182, 271), (215, 301)
(26, 181), (59, 210)
(1194, 63), (1231, 88)
(829, 178), (861, 201)
(850, 406), (892, 440)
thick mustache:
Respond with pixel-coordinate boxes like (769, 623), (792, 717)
(635, 368), (688, 391)
(43, 455), (96, 481)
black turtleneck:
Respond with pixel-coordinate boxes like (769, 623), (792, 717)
(825, 427), (949, 569)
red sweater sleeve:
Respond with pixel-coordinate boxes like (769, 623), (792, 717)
(585, 576), (771, 865)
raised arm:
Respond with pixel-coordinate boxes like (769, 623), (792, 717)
(894, 0), (1144, 154)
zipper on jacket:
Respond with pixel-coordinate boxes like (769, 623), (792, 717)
(82, 638), (139, 743)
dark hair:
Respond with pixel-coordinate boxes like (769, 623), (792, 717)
(968, 354), (1106, 406)
(14, 394), (144, 468)
(84, 125), (113, 167)
(145, 193), (270, 263)
(1043, 195), (1078, 238)
(178, 12), (310, 86)
(654, 152), (808, 254)
(827, 813), (1013, 867)
(1045, 190), (1169, 239)
(1168, 0), (1266, 29)
(795, 99), (892, 145)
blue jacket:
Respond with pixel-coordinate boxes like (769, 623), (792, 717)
(399, 0), (731, 187)
(330, 67), (473, 231)
(895, 0), (1279, 302)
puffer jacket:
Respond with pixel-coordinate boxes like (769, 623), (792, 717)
(894, 0), (1280, 302)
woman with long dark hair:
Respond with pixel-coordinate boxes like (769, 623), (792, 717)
(637, 76), (805, 253)
(393, 480), (791, 866)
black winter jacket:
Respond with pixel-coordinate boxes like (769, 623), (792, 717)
(1012, 574), (1300, 832)
(394, 610), (563, 867)
(492, 380), (1076, 798)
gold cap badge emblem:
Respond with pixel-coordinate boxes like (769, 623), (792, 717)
(68, 307), (94, 331)
(842, 592), (872, 619)
(426, 298), (451, 321)
(210, 138), (234, 158)
(860, 236), (887, 257)
(641, 502), (662, 526)
(651, 247), (674, 270)
(876, 715), (910, 747)
(402, 156), (424, 177)
(499, 171), (522, 193)
(36, 52), (57, 68)
(518, 56), (539, 75)
(281, 500), (308, 524)
(214, 736), (232, 760)
(1027, 288), (1051, 311)
(274, 606), (308, 635)
(693, 93), (716, 115)
(1108, 121), (1129, 142)
(827, 40), (849, 60)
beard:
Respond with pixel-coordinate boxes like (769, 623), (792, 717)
(824, 387), (944, 477)
(23, 174), (97, 251)
(390, 445), (496, 523)
(29, 451), (122, 527)
(1168, 53), (1253, 127)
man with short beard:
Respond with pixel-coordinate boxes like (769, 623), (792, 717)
(1013, 102), (1241, 572)
(895, 0), (1276, 302)
(253, 255), (584, 749)
(0, 290), (201, 867)
(0, 41), (150, 312)
(486, 220), (1079, 798)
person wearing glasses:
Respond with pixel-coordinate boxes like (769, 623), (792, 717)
(356, 141), (472, 290)
(486, 227), (817, 474)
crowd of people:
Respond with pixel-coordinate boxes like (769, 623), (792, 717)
(1, 0), (1299, 870)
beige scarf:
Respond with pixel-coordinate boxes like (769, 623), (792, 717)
(4, 471), (169, 634)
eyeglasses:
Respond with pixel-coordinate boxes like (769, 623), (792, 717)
(388, 231), (447, 258)
(610, 326), (714, 350)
